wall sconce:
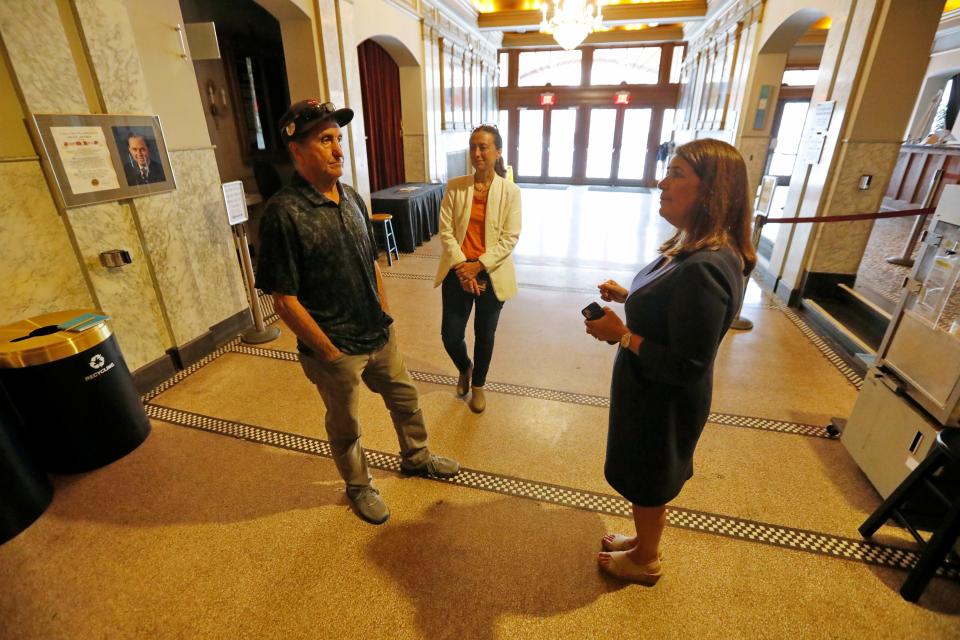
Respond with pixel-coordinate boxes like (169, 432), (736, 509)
(206, 80), (219, 116)
(206, 79), (228, 117)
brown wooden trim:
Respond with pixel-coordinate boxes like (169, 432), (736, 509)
(209, 308), (254, 347)
(646, 105), (665, 184)
(541, 107), (552, 179)
(166, 309), (253, 371)
(778, 86), (814, 101)
(573, 105), (589, 182)
(884, 145), (960, 211)
(886, 152), (910, 199)
(132, 354), (178, 395)
(659, 43), (672, 85)
(499, 85), (679, 107)
(900, 143), (960, 153)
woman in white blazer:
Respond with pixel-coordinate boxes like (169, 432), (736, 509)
(434, 125), (522, 413)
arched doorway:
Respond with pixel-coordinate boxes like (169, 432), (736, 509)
(180, 0), (292, 196)
(355, 34), (426, 189)
(358, 39), (405, 191)
(754, 14), (830, 263)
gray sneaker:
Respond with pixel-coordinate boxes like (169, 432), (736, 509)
(347, 486), (390, 524)
(400, 454), (461, 479)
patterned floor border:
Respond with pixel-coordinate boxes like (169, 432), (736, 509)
(381, 270), (782, 307)
(763, 293), (865, 389)
(230, 344), (836, 439)
(142, 403), (958, 583)
(141, 338), (241, 403)
(382, 270), (600, 295)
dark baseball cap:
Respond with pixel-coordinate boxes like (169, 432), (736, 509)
(279, 100), (354, 143)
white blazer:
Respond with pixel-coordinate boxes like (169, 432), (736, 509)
(434, 173), (522, 302)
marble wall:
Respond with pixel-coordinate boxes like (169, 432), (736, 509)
(0, 0), (249, 374)
(0, 1), (94, 329)
(808, 141), (903, 274)
(134, 148), (248, 346)
(0, 161), (93, 324)
(404, 134), (427, 182)
(73, 0), (152, 114)
(0, 0), (87, 113)
(70, 0), (247, 327)
(65, 201), (171, 371)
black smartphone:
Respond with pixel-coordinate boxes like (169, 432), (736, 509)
(581, 302), (605, 320)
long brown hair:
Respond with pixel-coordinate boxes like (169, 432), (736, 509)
(472, 125), (507, 178)
(659, 138), (756, 276)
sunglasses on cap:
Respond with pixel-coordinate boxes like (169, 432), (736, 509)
(280, 100), (354, 142)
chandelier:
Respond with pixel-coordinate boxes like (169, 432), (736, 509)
(539, 0), (604, 51)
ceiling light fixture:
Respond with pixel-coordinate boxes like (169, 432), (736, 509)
(539, 0), (604, 51)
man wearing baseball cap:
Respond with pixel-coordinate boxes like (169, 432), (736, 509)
(255, 99), (460, 524)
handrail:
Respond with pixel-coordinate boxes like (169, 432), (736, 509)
(760, 207), (934, 225)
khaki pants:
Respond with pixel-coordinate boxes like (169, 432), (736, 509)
(300, 327), (429, 495)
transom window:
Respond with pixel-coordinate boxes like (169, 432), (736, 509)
(591, 47), (661, 85)
(517, 50), (582, 87)
(782, 69), (819, 86)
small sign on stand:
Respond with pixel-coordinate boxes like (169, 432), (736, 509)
(222, 181), (280, 345)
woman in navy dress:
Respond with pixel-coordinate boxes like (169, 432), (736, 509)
(584, 138), (756, 585)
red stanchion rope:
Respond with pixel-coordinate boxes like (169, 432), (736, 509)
(761, 207), (935, 224)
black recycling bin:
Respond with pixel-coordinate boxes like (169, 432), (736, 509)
(0, 310), (150, 473)
(0, 383), (53, 544)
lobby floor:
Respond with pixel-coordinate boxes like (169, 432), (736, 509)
(1, 186), (958, 639)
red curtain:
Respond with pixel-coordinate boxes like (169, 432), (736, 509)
(357, 40), (405, 192)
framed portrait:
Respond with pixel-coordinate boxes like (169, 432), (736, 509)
(31, 113), (176, 209)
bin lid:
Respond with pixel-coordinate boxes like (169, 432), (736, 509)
(0, 309), (112, 368)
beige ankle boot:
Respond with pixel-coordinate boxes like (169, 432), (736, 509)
(469, 386), (486, 413)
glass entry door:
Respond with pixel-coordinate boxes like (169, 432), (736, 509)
(585, 108), (617, 180)
(584, 106), (654, 185)
(616, 108), (652, 181)
(516, 108), (544, 179)
(548, 108), (577, 179)
(510, 105), (662, 185)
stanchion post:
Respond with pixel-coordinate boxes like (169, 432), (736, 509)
(222, 181), (280, 345)
(234, 223), (280, 344)
(730, 214), (767, 331)
(886, 168), (943, 267)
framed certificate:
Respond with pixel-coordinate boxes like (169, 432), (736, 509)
(31, 113), (176, 210)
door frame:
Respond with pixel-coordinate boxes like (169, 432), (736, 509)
(510, 103), (667, 186)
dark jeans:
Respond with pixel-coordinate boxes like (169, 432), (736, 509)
(441, 270), (505, 387)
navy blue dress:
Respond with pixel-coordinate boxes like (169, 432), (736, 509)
(604, 246), (745, 506)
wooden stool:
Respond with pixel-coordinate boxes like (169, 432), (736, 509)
(371, 213), (400, 266)
(859, 428), (960, 602)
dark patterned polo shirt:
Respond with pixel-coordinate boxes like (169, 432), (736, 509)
(255, 173), (392, 355)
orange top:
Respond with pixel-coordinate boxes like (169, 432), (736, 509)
(460, 194), (486, 260)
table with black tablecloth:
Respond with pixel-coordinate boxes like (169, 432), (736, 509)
(370, 183), (445, 253)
